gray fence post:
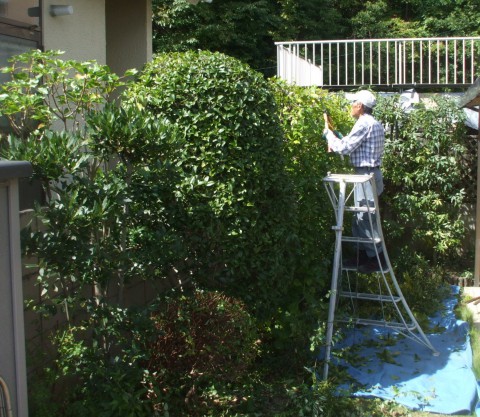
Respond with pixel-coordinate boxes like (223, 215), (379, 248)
(0, 161), (32, 417)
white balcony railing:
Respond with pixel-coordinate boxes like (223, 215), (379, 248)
(276, 37), (480, 89)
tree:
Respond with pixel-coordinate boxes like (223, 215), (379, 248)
(152, 0), (352, 77)
(153, 0), (281, 76)
(123, 50), (299, 317)
(272, 0), (347, 41)
(419, 0), (480, 36)
(350, 0), (480, 39)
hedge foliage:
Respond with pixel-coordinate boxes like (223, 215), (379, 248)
(375, 94), (469, 264)
(122, 51), (300, 319)
(146, 289), (259, 414)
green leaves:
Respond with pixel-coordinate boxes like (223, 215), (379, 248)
(124, 51), (298, 317)
(0, 50), (130, 138)
(2, 130), (88, 185)
(86, 103), (174, 164)
(379, 94), (468, 261)
(152, 0), (282, 77)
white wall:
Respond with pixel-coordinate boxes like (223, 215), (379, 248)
(42, 0), (152, 74)
(1, 0), (38, 25)
(277, 45), (323, 87)
(106, 0), (152, 75)
(42, 0), (106, 64)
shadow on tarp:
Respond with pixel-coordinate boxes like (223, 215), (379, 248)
(320, 286), (479, 415)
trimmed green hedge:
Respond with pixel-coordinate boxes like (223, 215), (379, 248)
(123, 51), (299, 320)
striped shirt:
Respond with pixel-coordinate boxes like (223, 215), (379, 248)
(328, 114), (385, 168)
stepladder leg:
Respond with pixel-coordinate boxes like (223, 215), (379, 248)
(323, 180), (346, 380)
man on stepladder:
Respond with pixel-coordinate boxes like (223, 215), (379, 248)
(323, 90), (387, 273)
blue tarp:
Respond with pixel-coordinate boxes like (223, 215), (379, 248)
(325, 286), (479, 415)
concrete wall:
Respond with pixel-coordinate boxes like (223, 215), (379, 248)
(41, 0), (152, 72)
(2, 0), (38, 26)
(106, 0), (152, 75)
(42, 0), (107, 63)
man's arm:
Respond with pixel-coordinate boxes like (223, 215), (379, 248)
(327, 122), (367, 155)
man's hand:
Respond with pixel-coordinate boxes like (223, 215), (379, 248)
(323, 128), (339, 141)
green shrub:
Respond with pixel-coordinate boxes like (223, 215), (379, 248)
(0, 50), (170, 417)
(282, 366), (367, 417)
(146, 289), (259, 414)
(394, 249), (451, 321)
(51, 306), (158, 417)
(124, 50), (298, 318)
(266, 81), (353, 354)
(376, 94), (468, 264)
(0, 49), (127, 140)
(269, 80), (350, 292)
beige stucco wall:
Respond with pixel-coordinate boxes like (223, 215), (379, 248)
(41, 0), (152, 72)
(106, 0), (152, 75)
(3, 0), (38, 26)
(42, 0), (107, 63)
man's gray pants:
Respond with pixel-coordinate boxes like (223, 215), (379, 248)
(353, 166), (384, 258)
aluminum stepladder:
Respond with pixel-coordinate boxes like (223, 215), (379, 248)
(322, 173), (438, 380)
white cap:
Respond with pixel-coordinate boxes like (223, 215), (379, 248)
(352, 90), (376, 109)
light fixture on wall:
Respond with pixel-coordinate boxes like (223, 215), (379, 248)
(49, 5), (73, 16)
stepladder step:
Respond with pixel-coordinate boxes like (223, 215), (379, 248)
(345, 206), (376, 213)
(337, 317), (417, 331)
(342, 236), (382, 244)
(339, 291), (401, 303)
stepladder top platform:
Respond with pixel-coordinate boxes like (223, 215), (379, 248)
(323, 172), (374, 184)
